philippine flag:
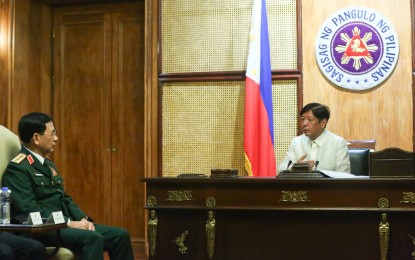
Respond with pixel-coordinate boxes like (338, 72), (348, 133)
(244, 0), (277, 177)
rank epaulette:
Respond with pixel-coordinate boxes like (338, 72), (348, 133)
(27, 154), (34, 165)
(11, 153), (26, 164)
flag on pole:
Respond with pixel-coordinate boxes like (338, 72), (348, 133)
(244, 0), (277, 177)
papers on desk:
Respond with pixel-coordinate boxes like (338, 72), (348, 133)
(320, 170), (369, 179)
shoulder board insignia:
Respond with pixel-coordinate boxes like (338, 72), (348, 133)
(11, 153), (26, 164)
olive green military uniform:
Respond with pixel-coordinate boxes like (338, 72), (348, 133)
(2, 147), (134, 260)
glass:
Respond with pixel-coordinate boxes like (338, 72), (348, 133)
(39, 129), (57, 137)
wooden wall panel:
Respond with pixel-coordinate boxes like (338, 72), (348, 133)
(302, 0), (413, 151)
(0, 0), (13, 127)
(53, 10), (113, 224)
(53, 2), (145, 247)
(111, 9), (145, 242)
(11, 0), (52, 131)
(144, 0), (159, 181)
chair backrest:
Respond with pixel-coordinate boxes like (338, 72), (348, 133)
(346, 139), (375, 176)
(369, 147), (415, 178)
(0, 126), (21, 181)
(347, 139), (376, 151)
(348, 148), (370, 176)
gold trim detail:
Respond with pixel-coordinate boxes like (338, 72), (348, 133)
(206, 197), (216, 208)
(401, 192), (415, 203)
(166, 190), (194, 202)
(147, 196), (157, 206)
(280, 191), (310, 202)
(377, 198), (389, 208)
(172, 231), (189, 254)
(205, 211), (216, 259)
(379, 213), (389, 260)
(147, 210), (158, 257)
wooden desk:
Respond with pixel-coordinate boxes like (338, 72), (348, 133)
(143, 177), (415, 260)
(0, 222), (67, 233)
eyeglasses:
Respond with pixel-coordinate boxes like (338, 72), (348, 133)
(39, 130), (58, 137)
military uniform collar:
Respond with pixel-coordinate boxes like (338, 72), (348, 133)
(23, 145), (45, 164)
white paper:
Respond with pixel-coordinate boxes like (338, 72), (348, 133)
(320, 170), (370, 179)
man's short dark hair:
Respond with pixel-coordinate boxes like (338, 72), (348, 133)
(18, 112), (53, 143)
(300, 103), (330, 122)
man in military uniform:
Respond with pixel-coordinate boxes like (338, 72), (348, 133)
(2, 112), (134, 260)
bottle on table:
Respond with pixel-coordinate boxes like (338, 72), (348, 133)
(0, 187), (11, 224)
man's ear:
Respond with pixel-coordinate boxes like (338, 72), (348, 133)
(33, 133), (41, 145)
(321, 119), (328, 128)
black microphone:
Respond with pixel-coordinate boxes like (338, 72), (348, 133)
(314, 161), (320, 170)
(286, 160), (292, 170)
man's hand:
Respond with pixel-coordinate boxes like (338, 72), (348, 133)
(297, 154), (317, 170)
(67, 218), (95, 231)
(297, 154), (307, 162)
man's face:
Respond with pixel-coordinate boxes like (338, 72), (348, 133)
(300, 110), (327, 140)
(35, 121), (58, 156)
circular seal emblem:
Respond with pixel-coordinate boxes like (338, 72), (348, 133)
(315, 6), (399, 91)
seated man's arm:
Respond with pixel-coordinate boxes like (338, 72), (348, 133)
(2, 163), (55, 219)
(278, 139), (307, 172)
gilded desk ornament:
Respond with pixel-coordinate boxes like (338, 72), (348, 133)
(166, 190), (194, 202)
(172, 231), (189, 254)
(280, 191), (310, 203)
(401, 192), (415, 204)
(377, 198), (389, 208)
(205, 210), (216, 259)
(378, 213), (389, 260)
(206, 197), (216, 208)
(147, 210), (158, 257)
(408, 234), (415, 259)
(147, 196), (157, 206)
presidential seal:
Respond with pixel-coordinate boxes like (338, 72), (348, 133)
(315, 6), (399, 91)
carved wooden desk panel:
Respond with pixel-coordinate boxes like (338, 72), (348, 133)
(143, 177), (415, 260)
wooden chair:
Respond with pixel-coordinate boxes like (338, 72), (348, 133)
(369, 147), (415, 178)
(0, 125), (76, 259)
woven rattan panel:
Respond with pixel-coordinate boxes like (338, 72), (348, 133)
(162, 80), (297, 177)
(162, 0), (297, 73)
